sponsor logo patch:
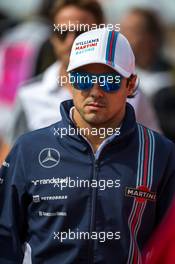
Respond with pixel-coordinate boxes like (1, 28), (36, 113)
(31, 177), (67, 187)
(38, 211), (67, 217)
(33, 195), (68, 203)
(75, 38), (99, 55)
(125, 186), (156, 203)
(38, 148), (60, 168)
(2, 161), (10, 168)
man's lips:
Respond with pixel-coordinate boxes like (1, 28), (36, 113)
(86, 102), (105, 108)
(85, 103), (106, 111)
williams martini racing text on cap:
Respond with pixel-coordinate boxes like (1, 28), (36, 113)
(67, 28), (135, 77)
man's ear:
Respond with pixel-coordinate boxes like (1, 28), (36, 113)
(127, 74), (137, 97)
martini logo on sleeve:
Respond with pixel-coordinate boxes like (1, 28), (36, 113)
(75, 38), (99, 55)
(125, 186), (156, 203)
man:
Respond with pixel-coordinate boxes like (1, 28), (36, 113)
(0, 27), (174, 264)
(6, 0), (161, 146)
(120, 8), (174, 99)
(6, 0), (104, 145)
(120, 7), (175, 142)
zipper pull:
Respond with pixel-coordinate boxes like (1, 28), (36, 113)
(94, 160), (99, 168)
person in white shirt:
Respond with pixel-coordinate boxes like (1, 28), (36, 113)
(7, 0), (161, 145)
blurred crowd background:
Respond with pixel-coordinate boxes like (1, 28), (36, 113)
(0, 0), (175, 164)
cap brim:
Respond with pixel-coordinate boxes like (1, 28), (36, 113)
(67, 59), (131, 78)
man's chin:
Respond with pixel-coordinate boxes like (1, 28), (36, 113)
(83, 114), (107, 126)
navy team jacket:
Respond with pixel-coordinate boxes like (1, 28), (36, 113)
(0, 100), (175, 264)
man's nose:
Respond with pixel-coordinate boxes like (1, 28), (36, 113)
(89, 82), (104, 97)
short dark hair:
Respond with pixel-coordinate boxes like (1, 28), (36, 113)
(50, 0), (105, 25)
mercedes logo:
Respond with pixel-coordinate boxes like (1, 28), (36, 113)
(39, 148), (60, 168)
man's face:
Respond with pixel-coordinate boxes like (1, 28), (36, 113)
(52, 5), (97, 67)
(72, 63), (136, 127)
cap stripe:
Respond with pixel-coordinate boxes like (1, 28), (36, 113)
(106, 31), (119, 66)
(108, 31), (115, 63)
(105, 31), (113, 63)
(111, 31), (118, 66)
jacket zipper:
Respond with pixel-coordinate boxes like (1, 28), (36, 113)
(88, 158), (99, 264)
(79, 135), (106, 263)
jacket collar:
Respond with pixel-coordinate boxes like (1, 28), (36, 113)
(58, 99), (137, 143)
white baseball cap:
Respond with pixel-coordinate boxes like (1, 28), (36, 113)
(67, 28), (135, 77)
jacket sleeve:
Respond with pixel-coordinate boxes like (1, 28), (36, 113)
(0, 140), (28, 264)
(156, 142), (175, 225)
